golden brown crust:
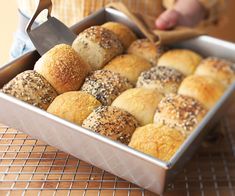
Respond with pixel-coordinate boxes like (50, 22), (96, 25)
(136, 66), (185, 95)
(102, 22), (137, 50)
(103, 54), (152, 85)
(127, 39), (165, 66)
(47, 91), (101, 125)
(178, 75), (225, 109)
(154, 94), (208, 136)
(81, 70), (132, 106)
(1, 70), (58, 110)
(82, 106), (138, 144)
(34, 44), (89, 94)
(157, 49), (202, 75)
(112, 88), (163, 126)
(195, 57), (235, 87)
(72, 26), (123, 70)
(128, 124), (186, 162)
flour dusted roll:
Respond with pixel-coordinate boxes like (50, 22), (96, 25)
(1, 70), (58, 110)
(47, 91), (101, 125)
(82, 106), (138, 144)
(178, 75), (225, 109)
(34, 44), (89, 94)
(195, 57), (235, 87)
(103, 54), (152, 84)
(128, 124), (186, 161)
(158, 49), (202, 75)
(102, 22), (137, 50)
(127, 39), (164, 65)
(112, 88), (163, 126)
(136, 66), (185, 95)
(72, 26), (123, 70)
(81, 70), (132, 106)
(154, 94), (207, 135)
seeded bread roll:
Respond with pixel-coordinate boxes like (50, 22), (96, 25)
(34, 44), (89, 94)
(136, 66), (185, 95)
(102, 22), (137, 50)
(1, 70), (57, 110)
(103, 54), (152, 85)
(195, 57), (235, 87)
(158, 49), (202, 75)
(154, 94), (207, 136)
(127, 39), (164, 66)
(72, 26), (123, 70)
(81, 70), (132, 106)
(82, 106), (138, 144)
(47, 91), (101, 125)
(129, 124), (186, 161)
(178, 75), (225, 109)
(112, 88), (163, 126)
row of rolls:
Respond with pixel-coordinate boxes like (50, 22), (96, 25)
(2, 21), (235, 162)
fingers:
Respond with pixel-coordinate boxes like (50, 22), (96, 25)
(155, 0), (207, 30)
(155, 9), (181, 30)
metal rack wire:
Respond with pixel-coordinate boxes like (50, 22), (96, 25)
(0, 105), (235, 196)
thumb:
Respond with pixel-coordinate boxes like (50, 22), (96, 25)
(155, 9), (181, 30)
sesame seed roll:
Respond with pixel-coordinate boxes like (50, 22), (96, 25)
(1, 70), (58, 110)
(82, 106), (138, 144)
(154, 94), (208, 136)
(81, 70), (132, 106)
(72, 26), (123, 70)
(136, 66), (185, 95)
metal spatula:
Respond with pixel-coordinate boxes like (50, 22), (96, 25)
(26, 0), (77, 55)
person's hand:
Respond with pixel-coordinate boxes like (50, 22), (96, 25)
(156, 0), (207, 30)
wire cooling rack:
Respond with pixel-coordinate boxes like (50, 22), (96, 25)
(0, 104), (235, 196)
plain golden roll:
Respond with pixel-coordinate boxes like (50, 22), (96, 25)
(136, 66), (185, 95)
(157, 49), (202, 75)
(47, 91), (101, 125)
(103, 54), (152, 84)
(112, 88), (163, 126)
(178, 75), (225, 110)
(102, 22), (137, 50)
(127, 39), (164, 66)
(81, 70), (132, 106)
(195, 57), (235, 87)
(1, 70), (58, 110)
(72, 26), (123, 70)
(154, 94), (208, 136)
(82, 106), (138, 144)
(34, 44), (89, 94)
(128, 124), (186, 162)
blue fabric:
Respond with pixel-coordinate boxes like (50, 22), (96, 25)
(10, 31), (35, 59)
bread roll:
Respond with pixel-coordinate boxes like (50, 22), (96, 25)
(128, 124), (186, 161)
(127, 39), (164, 65)
(34, 44), (89, 94)
(158, 49), (202, 75)
(72, 26), (123, 70)
(103, 54), (152, 84)
(195, 57), (235, 87)
(1, 70), (57, 110)
(102, 22), (137, 50)
(112, 88), (163, 126)
(154, 94), (207, 135)
(82, 106), (138, 144)
(178, 75), (225, 109)
(136, 66), (185, 95)
(47, 91), (101, 125)
(81, 70), (132, 106)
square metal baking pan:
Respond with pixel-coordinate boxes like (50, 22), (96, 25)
(0, 8), (235, 195)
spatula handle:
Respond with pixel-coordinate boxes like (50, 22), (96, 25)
(26, 0), (52, 33)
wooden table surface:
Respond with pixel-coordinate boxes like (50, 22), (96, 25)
(0, 103), (235, 196)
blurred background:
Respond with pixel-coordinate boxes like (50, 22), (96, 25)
(0, 1), (235, 66)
